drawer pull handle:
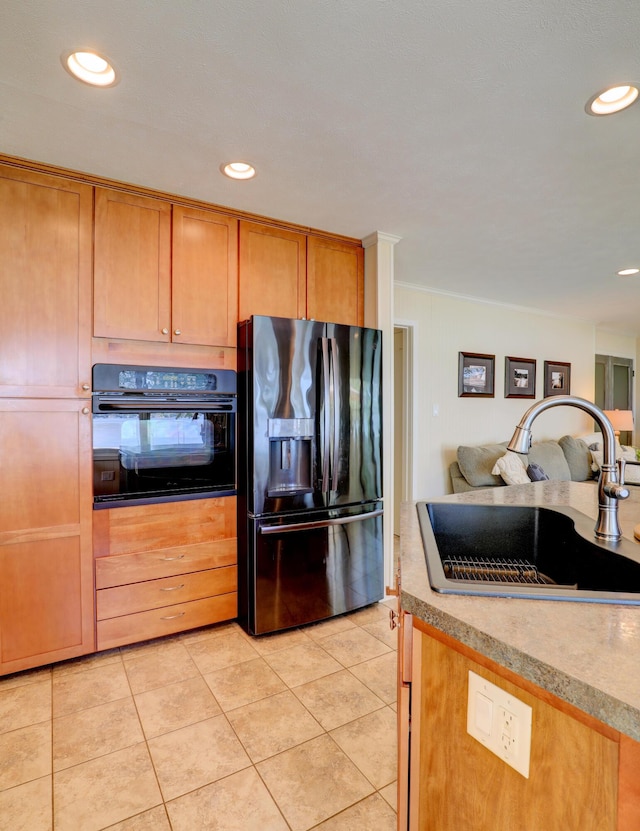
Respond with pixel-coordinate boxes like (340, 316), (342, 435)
(161, 554), (185, 561)
(160, 584), (185, 592)
(160, 611), (186, 621)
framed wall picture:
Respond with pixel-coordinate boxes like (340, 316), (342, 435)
(458, 352), (495, 397)
(544, 360), (571, 397)
(504, 356), (536, 399)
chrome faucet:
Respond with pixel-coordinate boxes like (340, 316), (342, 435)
(507, 395), (630, 541)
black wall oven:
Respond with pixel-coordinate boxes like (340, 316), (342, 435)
(92, 364), (236, 508)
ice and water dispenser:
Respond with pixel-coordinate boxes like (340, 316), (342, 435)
(267, 417), (314, 496)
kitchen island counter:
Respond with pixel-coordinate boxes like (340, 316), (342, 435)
(400, 480), (640, 741)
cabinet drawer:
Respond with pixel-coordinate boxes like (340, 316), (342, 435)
(96, 592), (237, 650)
(96, 566), (237, 619)
(95, 538), (236, 589)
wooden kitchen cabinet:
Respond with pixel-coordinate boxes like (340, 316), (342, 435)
(238, 221), (307, 321)
(94, 189), (238, 347)
(238, 221), (365, 325)
(0, 164), (92, 398)
(94, 187), (172, 342)
(93, 496), (237, 649)
(400, 620), (640, 831)
(172, 205), (238, 347)
(307, 235), (364, 326)
(0, 399), (94, 674)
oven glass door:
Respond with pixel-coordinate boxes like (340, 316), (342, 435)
(93, 410), (235, 506)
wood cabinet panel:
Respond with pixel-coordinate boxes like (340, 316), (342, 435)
(0, 403), (85, 534)
(94, 496), (237, 649)
(0, 399), (94, 673)
(0, 164), (92, 398)
(93, 496), (236, 558)
(1, 538), (85, 664)
(172, 206), (238, 347)
(97, 593), (237, 650)
(94, 188), (172, 342)
(619, 734), (640, 831)
(412, 629), (618, 831)
(95, 193), (239, 349)
(90, 339), (237, 373)
(306, 235), (364, 326)
(238, 221), (307, 321)
(96, 566), (237, 619)
(95, 538), (237, 589)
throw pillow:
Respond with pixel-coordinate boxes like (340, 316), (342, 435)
(527, 463), (549, 482)
(528, 441), (571, 481)
(591, 446), (640, 485)
(558, 435), (592, 482)
(622, 461), (640, 485)
(491, 451), (530, 485)
(457, 443), (508, 487)
(577, 432), (603, 448)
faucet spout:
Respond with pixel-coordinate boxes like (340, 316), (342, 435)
(507, 395), (630, 541)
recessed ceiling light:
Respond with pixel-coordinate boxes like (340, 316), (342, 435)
(617, 267), (640, 276)
(586, 84), (639, 116)
(220, 162), (256, 180)
(62, 49), (118, 87)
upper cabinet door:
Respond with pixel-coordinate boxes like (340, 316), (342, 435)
(306, 235), (364, 327)
(238, 221), (307, 322)
(94, 187), (172, 342)
(172, 206), (238, 347)
(0, 165), (92, 397)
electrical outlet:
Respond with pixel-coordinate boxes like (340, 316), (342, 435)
(467, 671), (532, 778)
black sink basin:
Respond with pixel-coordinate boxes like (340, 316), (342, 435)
(417, 502), (640, 604)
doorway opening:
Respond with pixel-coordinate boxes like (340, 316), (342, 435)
(595, 354), (634, 445)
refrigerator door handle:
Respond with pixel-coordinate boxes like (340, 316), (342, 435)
(258, 508), (383, 535)
(321, 336), (331, 492)
(330, 337), (340, 491)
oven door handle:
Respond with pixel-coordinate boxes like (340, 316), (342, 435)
(258, 508), (383, 535)
(94, 399), (235, 413)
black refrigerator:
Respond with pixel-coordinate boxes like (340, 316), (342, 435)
(237, 315), (383, 635)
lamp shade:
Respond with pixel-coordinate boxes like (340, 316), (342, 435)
(603, 409), (634, 433)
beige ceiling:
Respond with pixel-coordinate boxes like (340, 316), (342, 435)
(3, 0), (640, 335)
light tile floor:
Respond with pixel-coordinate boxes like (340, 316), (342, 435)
(0, 600), (398, 831)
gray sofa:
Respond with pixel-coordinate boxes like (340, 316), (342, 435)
(450, 435), (594, 493)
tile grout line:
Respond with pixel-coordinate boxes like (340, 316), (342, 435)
(1, 602), (397, 829)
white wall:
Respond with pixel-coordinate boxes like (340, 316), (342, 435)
(394, 284), (597, 500)
(595, 330), (637, 360)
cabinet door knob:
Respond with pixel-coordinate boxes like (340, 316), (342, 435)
(81, 383), (90, 391)
(161, 328), (169, 335)
(174, 329), (182, 336)
(82, 407), (90, 415)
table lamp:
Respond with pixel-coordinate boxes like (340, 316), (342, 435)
(603, 409), (634, 439)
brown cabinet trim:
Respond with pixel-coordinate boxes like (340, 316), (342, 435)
(0, 152), (363, 245)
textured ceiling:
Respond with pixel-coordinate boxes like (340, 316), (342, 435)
(3, 0), (640, 335)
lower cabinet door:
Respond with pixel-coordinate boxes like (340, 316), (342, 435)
(0, 399), (94, 674)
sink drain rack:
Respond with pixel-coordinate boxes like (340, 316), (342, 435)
(442, 556), (555, 585)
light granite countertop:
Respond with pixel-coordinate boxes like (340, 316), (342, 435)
(399, 480), (640, 741)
